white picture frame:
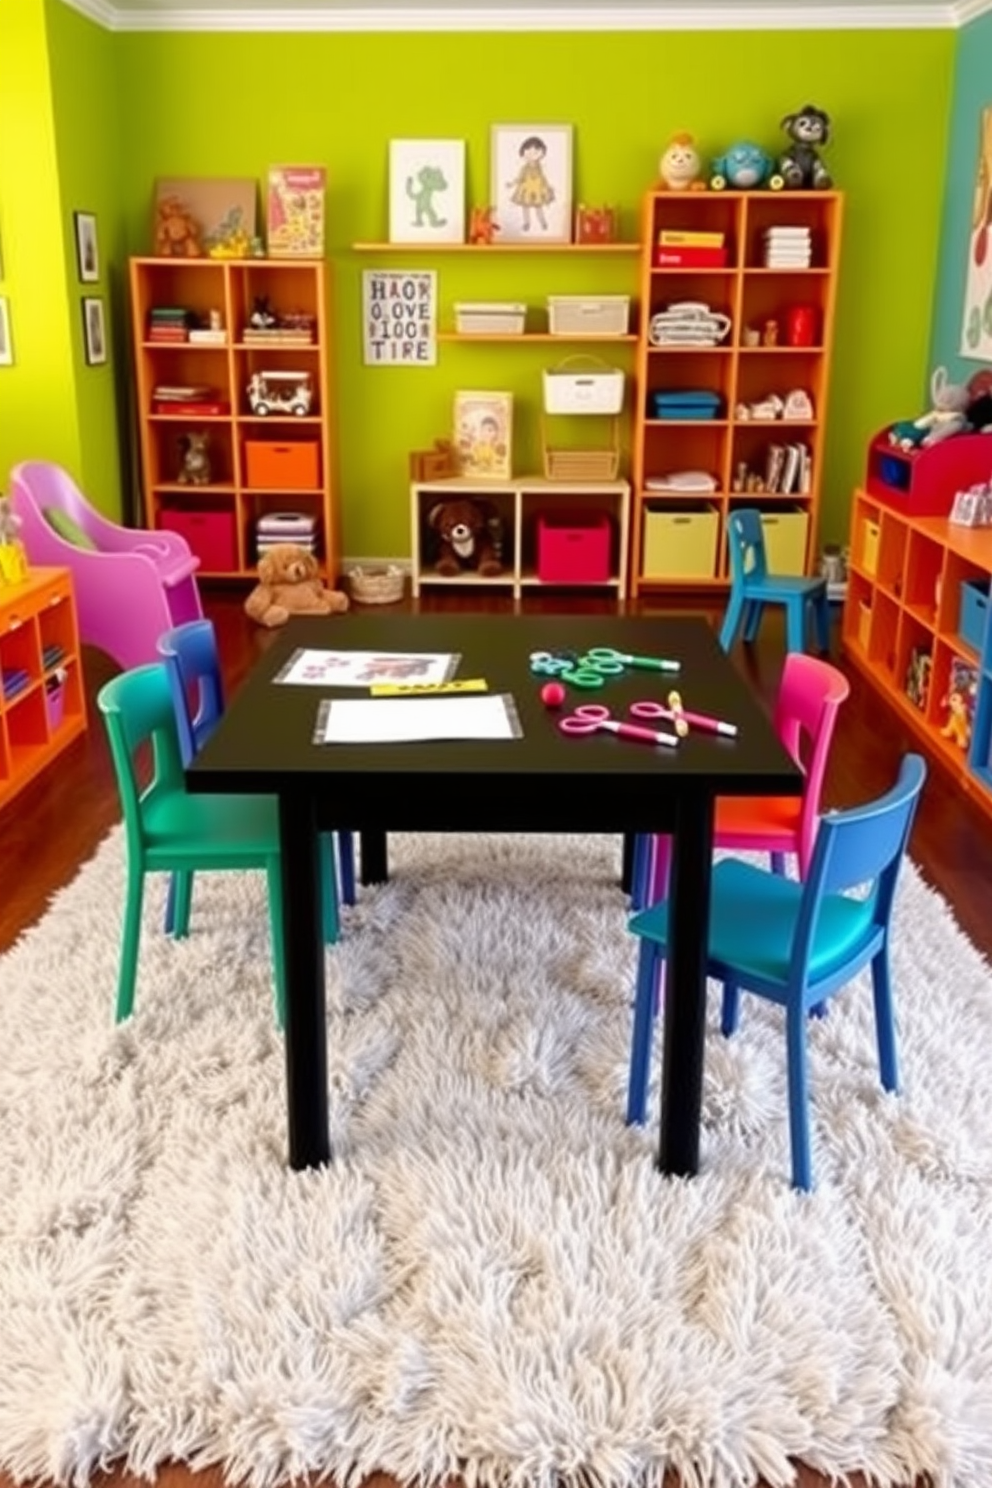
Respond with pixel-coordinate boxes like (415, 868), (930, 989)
(74, 211), (100, 283)
(491, 124), (573, 244)
(82, 296), (107, 366)
(0, 297), (12, 366)
(389, 140), (466, 245)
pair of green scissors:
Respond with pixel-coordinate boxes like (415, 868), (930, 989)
(583, 646), (681, 675)
(529, 651), (607, 690)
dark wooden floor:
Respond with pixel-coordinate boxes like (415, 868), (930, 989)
(0, 585), (985, 1488)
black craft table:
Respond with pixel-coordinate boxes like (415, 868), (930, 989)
(188, 613), (801, 1175)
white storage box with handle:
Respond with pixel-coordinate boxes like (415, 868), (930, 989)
(547, 295), (630, 336)
(454, 302), (527, 334)
(543, 356), (624, 415)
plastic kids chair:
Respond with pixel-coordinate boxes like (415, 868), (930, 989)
(10, 460), (203, 672)
(157, 620), (356, 933)
(719, 507), (830, 655)
(633, 653), (851, 911)
(99, 663), (315, 1029)
(626, 753), (926, 1190)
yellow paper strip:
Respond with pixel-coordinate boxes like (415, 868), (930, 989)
(370, 679), (489, 696)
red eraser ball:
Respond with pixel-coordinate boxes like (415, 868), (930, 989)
(541, 681), (566, 708)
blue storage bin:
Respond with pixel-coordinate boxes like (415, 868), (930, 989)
(651, 389), (723, 421)
(958, 575), (990, 653)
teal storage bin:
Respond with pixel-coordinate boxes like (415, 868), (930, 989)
(958, 576), (990, 653)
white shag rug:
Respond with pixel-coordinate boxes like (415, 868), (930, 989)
(1, 829), (991, 1488)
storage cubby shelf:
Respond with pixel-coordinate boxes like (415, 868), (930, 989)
(130, 256), (341, 581)
(629, 188), (843, 596)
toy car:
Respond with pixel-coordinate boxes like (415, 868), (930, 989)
(709, 141), (784, 191)
(247, 370), (313, 417)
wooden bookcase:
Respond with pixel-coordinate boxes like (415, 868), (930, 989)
(409, 475), (630, 599)
(842, 487), (992, 819)
(630, 189), (843, 597)
(129, 257), (341, 580)
(0, 567), (87, 812)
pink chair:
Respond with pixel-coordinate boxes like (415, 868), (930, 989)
(10, 461), (202, 672)
(638, 652), (851, 906)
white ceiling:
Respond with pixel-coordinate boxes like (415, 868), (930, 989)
(58, 0), (992, 29)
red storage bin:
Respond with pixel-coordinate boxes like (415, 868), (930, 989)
(159, 507), (237, 572)
(537, 511), (612, 583)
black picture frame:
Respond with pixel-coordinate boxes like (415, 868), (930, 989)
(82, 296), (107, 366)
(74, 211), (99, 283)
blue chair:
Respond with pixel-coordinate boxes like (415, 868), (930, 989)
(157, 620), (356, 937)
(719, 508), (830, 655)
(626, 754), (927, 1190)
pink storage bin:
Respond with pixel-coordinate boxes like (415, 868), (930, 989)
(537, 512), (612, 583)
(159, 507), (237, 572)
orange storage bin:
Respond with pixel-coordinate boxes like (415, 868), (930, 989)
(244, 440), (320, 490)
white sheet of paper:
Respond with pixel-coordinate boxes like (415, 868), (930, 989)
(275, 648), (459, 688)
(315, 693), (522, 744)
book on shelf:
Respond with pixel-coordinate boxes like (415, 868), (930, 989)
(152, 401), (230, 416)
(188, 328), (227, 345)
(654, 246), (728, 268)
(658, 229), (725, 248)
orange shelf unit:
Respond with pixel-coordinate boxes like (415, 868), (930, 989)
(630, 189), (843, 596)
(0, 567), (87, 813)
(843, 488), (992, 820)
(129, 256), (341, 582)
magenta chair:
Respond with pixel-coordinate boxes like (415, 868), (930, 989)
(634, 653), (851, 910)
(10, 460), (202, 672)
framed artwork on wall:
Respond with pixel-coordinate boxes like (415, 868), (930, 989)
(267, 166), (326, 258)
(961, 104), (992, 361)
(389, 140), (466, 245)
(82, 296), (107, 366)
(0, 297), (12, 366)
(453, 390), (513, 479)
(491, 124), (573, 244)
(73, 211), (99, 282)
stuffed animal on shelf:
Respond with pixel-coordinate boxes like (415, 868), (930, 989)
(244, 543), (349, 628)
(469, 206), (498, 245)
(940, 689), (972, 749)
(888, 366), (970, 451)
(777, 105), (833, 189)
(154, 194), (203, 257)
(710, 141), (780, 191)
(0, 495), (28, 585)
(428, 499), (503, 577)
(176, 431), (212, 485)
(657, 133), (707, 192)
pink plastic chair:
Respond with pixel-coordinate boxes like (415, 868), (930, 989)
(639, 652), (851, 906)
(10, 461), (203, 672)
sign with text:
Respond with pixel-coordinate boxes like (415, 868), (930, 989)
(363, 269), (437, 366)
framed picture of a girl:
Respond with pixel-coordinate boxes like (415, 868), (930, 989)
(491, 125), (573, 244)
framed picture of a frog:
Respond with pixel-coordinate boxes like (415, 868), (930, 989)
(389, 140), (465, 245)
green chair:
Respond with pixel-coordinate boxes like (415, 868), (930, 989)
(98, 662), (330, 1027)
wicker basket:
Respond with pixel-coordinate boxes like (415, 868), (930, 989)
(347, 564), (406, 605)
(541, 415), (620, 482)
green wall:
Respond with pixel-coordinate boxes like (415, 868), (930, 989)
(114, 27), (954, 553)
(929, 8), (992, 389)
(0, 0), (122, 514)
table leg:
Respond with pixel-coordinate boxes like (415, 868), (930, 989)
(278, 792), (330, 1170)
(360, 829), (389, 885)
(658, 791), (715, 1177)
(621, 831), (635, 893)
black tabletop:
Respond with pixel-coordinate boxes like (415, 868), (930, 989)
(189, 613), (801, 833)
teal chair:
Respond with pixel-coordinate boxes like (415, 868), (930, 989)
(98, 662), (337, 1027)
(719, 507), (830, 655)
(626, 754), (927, 1190)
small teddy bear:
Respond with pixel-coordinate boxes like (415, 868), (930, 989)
(244, 543), (349, 628)
(428, 499), (503, 577)
(177, 432), (211, 485)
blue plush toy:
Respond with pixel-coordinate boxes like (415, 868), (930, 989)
(709, 141), (782, 191)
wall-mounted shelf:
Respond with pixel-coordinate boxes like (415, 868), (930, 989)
(352, 242), (641, 254)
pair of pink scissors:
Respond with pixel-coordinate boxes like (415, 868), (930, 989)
(558, 703), (680, 747)
(630, 698), (739, 738)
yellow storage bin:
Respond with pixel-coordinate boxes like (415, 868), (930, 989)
(857, 599), (872, 650)
(642, 503), (719, 579)
(861, 517), (880, 576)
(760, 507), (809, 575)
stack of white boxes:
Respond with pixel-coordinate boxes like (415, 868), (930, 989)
(255, 511), (318, 559)
(763, 226), (812, 268)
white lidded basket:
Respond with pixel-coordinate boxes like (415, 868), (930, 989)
(454, 302), (527, 335)
(547, 295), (630, 336)
(543, 355), (625, 416)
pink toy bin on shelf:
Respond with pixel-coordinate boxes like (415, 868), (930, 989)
(10, 461), (203, 673)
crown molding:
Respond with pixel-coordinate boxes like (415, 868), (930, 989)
(57, 0), (966, 32)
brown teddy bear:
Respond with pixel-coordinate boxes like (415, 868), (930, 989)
(244, 544), (350, 628)
(428, 498), (503, 576)
(155, 195), (203, 258)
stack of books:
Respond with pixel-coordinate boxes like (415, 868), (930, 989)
(654, 229), (728, 269)
(189, 322), (226, 347)
(151, 383), (230, 416)
(1, 667), (30, 702)
(147, 307), (192, 343)
(255, 510), (318, 557)
(242, 313), (316, 346)
(763, 227), (812, 268)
